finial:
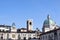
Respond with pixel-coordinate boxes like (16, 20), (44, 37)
(47, 14), (50, 19)
(12, 22), (16, 27)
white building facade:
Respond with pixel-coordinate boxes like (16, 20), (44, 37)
(0, 19), (41, 40)
(40, 28), (60, 40)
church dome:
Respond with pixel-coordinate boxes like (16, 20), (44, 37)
(44, 19), (55, 25)
(42, 15), (58, 32)
(43, 15), (55, 25)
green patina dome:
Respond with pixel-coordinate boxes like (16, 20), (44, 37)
(44, 19), (55, 25)
(43, 15), (55, 25)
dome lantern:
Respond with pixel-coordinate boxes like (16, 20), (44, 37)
(47, 14), (50, 20)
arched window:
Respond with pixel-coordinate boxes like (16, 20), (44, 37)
(33, 37), (36, 39)
(1, 34), (3, 40)
(28, 37), (31, 40)
(1, 36), (3, 40)
(12, 34), (15, 38)
(24, 37), (26, 40)
(18, 34), (21, 40)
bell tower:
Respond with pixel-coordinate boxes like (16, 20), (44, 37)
(27, 19), (33, 31)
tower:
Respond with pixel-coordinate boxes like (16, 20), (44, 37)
(11, 22), (16, 32)
(27, 19), (33, 31)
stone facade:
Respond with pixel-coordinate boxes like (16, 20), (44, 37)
(0, 19), (41, 40)
(0, 32), (38, 40)
(40, 28), (60, 40)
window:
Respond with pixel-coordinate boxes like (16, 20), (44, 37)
(48, 35), (53, 40)
(51, 34), (53, 37)
(41, 37), (42, 40)
(8, 38), (12, 40)
(25, 34), (26, 36)
(2, 30), (4, 32)
(6, 30), (9, 32)
(59, 33), (60, 36)
(1, 36), (3, 40)
(28, 34), (31, 37)
(28, 37), (31, 40)
(54, 31), (57, 35)
(23, 34), (26, 36)
(18, 35), (21, 40)
(33, 37), (36, 39)
(1, 34), (3, 40)
(43, 36), (44, 40)
(45, 35), (47, 39)
(29, 22), (32, 25)
(12, 34), (15, 38)
(24, 37), (26, 40)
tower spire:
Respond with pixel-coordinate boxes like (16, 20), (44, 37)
(47, 14), (50, 19)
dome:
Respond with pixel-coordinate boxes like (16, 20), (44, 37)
(43, 15), (55, 25)
(42, 15), (58, 32)
(44, 19), (55, 25)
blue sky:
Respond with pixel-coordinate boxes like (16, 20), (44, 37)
(0, 0), (60, 31)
